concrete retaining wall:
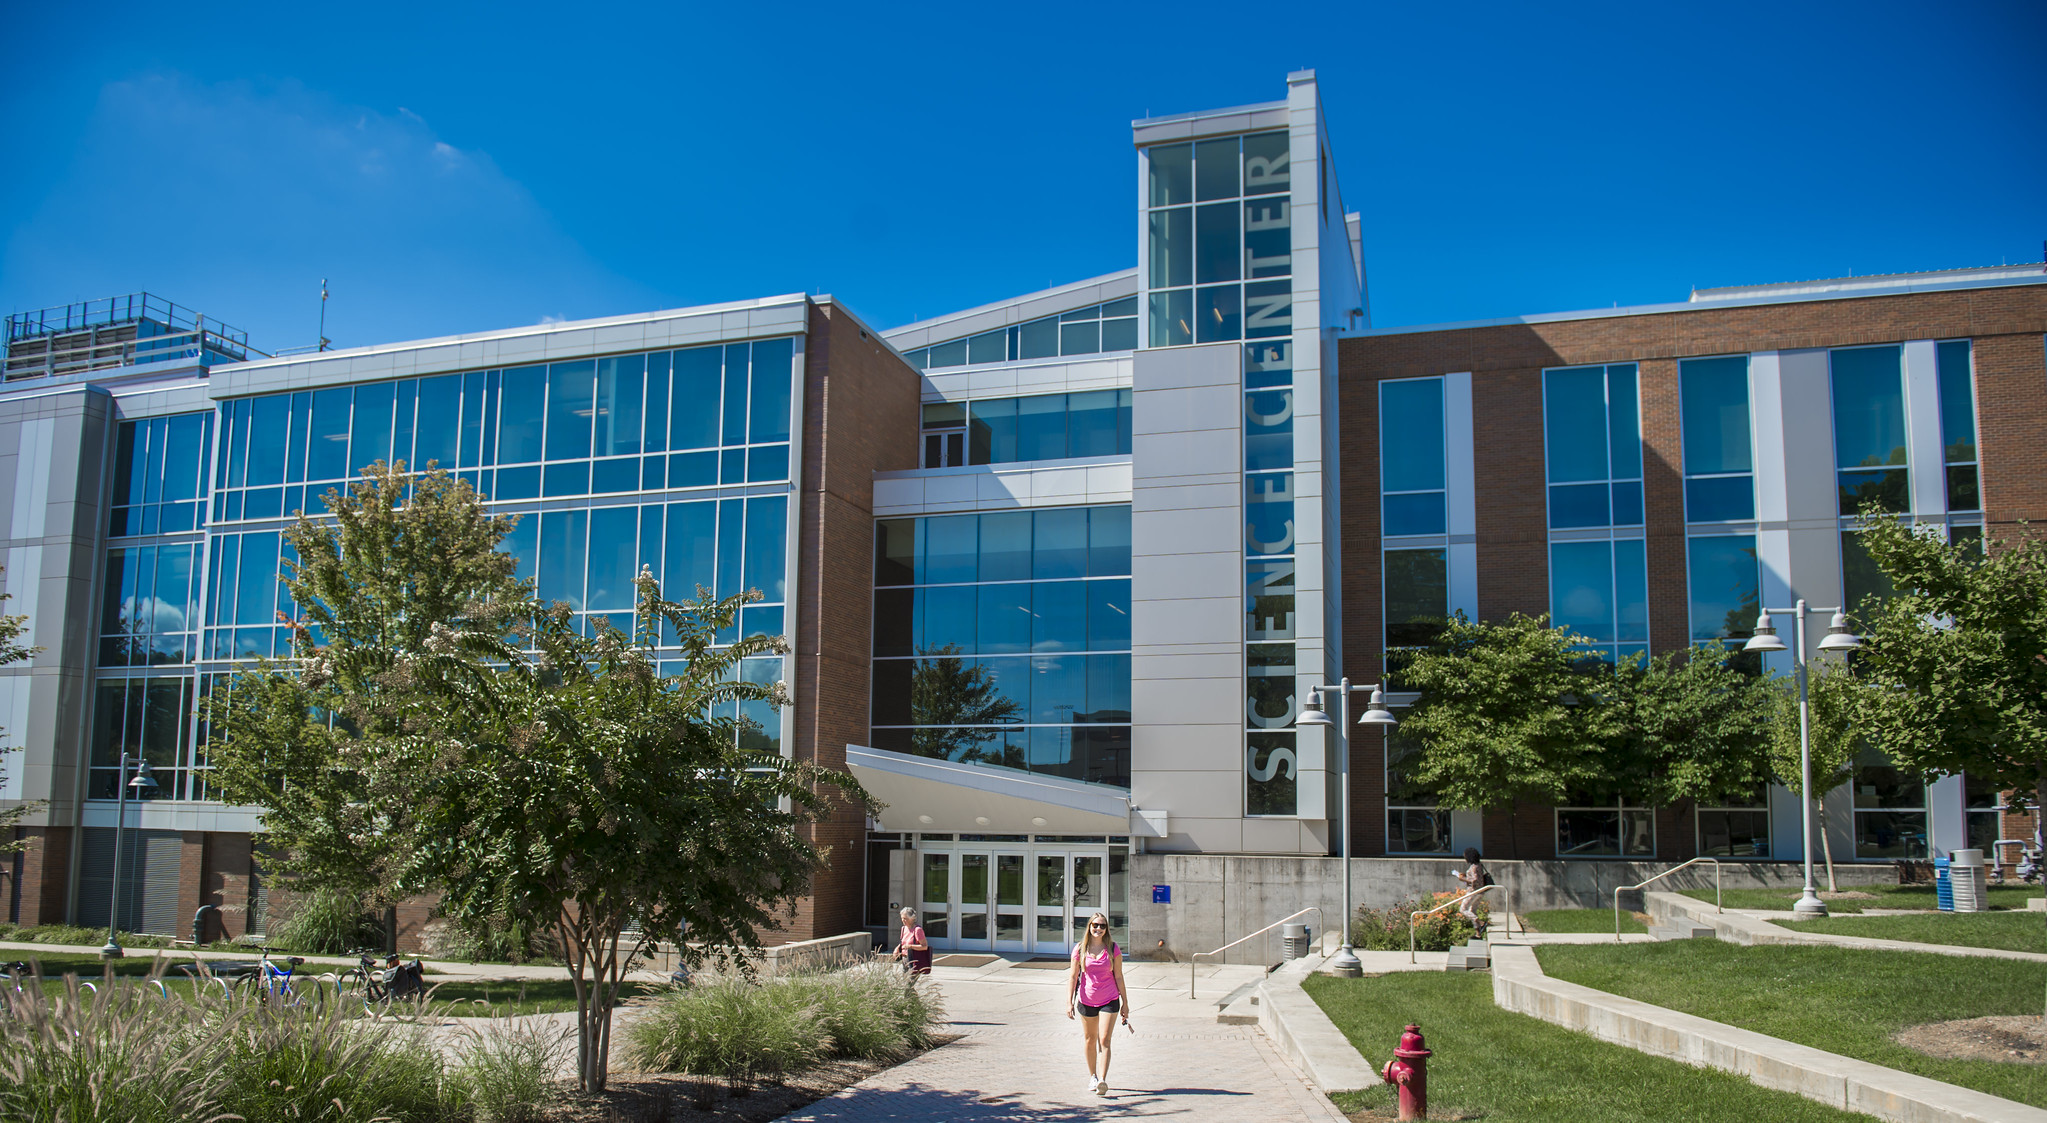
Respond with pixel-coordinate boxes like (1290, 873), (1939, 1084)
(1256, 956), (1381, 1095)
(1491, 943), (2047, 1123)
(1126, 854), (1894, 964)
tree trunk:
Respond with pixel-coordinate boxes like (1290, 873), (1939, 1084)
(1817, 792), (1838, 892)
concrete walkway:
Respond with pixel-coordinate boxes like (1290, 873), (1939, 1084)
(777, 956), (1348, 1122)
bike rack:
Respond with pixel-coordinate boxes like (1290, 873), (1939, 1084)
(1615, 856), (1722, 941)
(1189, 907), (1324, 1000)
(1409, 885), (1508, 964)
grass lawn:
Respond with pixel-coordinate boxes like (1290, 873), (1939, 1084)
(1304, 972), (1876, 1121)
(1679, 883), (2042, 914)
(1772, 910), (2046, 953)
(1538, 940), (2047, 1106)
(1522, 909), (1647, 934)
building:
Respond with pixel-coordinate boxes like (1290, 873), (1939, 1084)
(4, 72), (2043, 955)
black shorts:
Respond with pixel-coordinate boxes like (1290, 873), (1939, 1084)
(1077, 998), (1121, 1018)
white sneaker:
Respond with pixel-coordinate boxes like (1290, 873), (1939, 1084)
(1084, 1075), (1099, 1096)
(1095, 1076), (1109, 1096)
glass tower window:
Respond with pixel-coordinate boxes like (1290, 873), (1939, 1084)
(1543, 364), (1641, 529)
(1937, 340), (1979, 511)
(1549, 539), (1647, 664)
(1144, 132), (1288, 348)
(1686, 535), (1760, 650)
(1679, 356), (1754, 522)
(88, 677), (195, 800)
(110, 414), (212, 536)
(99, 543), (200, 667)
(871, 506), (1131, 788)
(1829, 345), (1907, 515)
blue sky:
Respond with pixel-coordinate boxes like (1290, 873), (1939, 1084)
(3, 2), (2042, 353)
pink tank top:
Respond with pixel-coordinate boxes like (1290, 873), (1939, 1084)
(1076, 942), (1120, 1005)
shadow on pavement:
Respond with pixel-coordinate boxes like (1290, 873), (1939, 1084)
(788, 1081), (1222, 1119)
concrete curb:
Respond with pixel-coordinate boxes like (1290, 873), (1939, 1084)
(1646, 892), (2047, 963)
(1256, 955), (1382, 1095)
(1491, 942), (2047, 1123)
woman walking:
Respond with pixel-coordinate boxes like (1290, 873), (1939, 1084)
(1065, 911), (1132, 1096)
(893, 907), (932, 975)
(1455, 847), (1493, 936)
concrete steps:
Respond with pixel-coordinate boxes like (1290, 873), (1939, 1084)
(1444, 939), (1489, 971)
(1214, 976), (1262, 1023)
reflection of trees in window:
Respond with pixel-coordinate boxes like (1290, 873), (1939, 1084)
(908, 646), (1021, 761)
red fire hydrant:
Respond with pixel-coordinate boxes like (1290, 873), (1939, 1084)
(1380, 1023), (1431, 1120)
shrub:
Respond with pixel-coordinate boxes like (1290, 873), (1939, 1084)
(213, 999), (450, 1123)
(622, 965), (943, 1083)
(0, 974), (229, 1123)
(1351, 893), (1486, 952)
(448, 1015), (572, 1123)
(423, 913), (561, 966)
(264, 888), (386, 955)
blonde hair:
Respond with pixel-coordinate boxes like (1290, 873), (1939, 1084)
(1082, 911), (1114, 955)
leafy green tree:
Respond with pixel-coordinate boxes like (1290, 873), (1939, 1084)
(404, 576), (867, 1091)
(1398, 613), (1617, 857)
(1765, 661), (1859, 890)
(1850, 514), (2047, 851)
(908, 645), (1022, 762)
(205, 461), (524, 909)
(0, 568), (43, 852)
(1607, 644), (1778, 815)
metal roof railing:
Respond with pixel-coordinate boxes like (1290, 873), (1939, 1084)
(6, 292), (251, 349)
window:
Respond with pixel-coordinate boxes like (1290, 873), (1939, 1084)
(1839, 530), (1895, 614)
(1830, 345), (1907, 515)
(1697, 787), (1770, 858)
(1680, 356), (1754, 521)
(88, 676), (195, 800)
(212, 337), (798, 521)
(1144, 132), (1289, 348)
(1557, 796), (1655, 857)
(110, 413), (211, 536)
(1938, 341), (1979, 511)
(871, 506), (1132, 788)
(903, 298), (1140, 371)
(1380, 378), (1445, 536)
(1965, 776), (2002, 854)
(1386, 728), (1452, 853)
(1686, 535), (1760, 649)
(1384, 548), (1447, 690)
(1549, 539), (1647, 664)
(99, 543), (199, 667)
(922, 403), (966, 468)
(1543, 364), (1642, 529)
(957, 391), (1134, 467)
(1851, 748), (1927, 860)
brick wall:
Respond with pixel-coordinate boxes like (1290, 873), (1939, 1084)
(777, 301), (919, 943)
(13, 826), (70, 926)
(1342, 284), (2047, 861)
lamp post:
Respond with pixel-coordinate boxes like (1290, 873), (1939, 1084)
(1296, 678), (1398, 977)
(1743, 600), (1860, 920)
(99, 756), (159, 959)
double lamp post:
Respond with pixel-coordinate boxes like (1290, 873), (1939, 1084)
(1296, 679), (1397, 978)
(1743, 600), (1861, 919)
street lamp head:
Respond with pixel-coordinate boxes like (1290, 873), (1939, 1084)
(1743, 612), (1787, 653)
(1296, 689), (1334, 728)
(1817, 612), (1862, 652)
(129, 759), (158, 796)
(1358, 688), (1397, 726)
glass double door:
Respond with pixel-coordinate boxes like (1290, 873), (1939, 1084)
(919, 848), (1104, 955)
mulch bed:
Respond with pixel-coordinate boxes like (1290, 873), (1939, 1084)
(548, 1036), (960, 1122)
(1896, 1016), (2047, 1065)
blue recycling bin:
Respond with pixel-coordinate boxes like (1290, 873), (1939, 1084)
(1935, 857), (1954, 911)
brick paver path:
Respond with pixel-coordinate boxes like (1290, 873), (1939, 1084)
(777, 959), (1348, 1122)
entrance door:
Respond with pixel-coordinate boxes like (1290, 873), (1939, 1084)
(957, 853), (991, 949)
(1068, 853), (1105, 949)
(919, 853), (951, 949)
(1029, 852), (1106, 956)
(992, 853), (1027, 952)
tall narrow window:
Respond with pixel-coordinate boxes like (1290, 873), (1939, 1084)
(1543, 364), (1642, 528)
(1679, 356), (1754, 521)
(1686, 535), (1760, 649)
(1549, 539), (1647, 664)
(1379, 379), (1445, 536)
(1383, 548), (1446, 689)
(1937, 340), (1979, 512)
(1830, 345), (1907, 515)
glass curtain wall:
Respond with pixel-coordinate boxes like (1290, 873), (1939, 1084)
(871, 507), (1132, 787)
(1144, 132), (1291, 348)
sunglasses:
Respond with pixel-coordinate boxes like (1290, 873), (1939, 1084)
(1089, 922), (1107, 929)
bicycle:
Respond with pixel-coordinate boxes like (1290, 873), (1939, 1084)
(225, 947), (309, 1007)
(335, 947), (392, 1006)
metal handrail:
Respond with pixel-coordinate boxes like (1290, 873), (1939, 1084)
(1410, 884), (1503, 963)
(1189, 907), (1323, 999)
(1615, 856), (1722, 941)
